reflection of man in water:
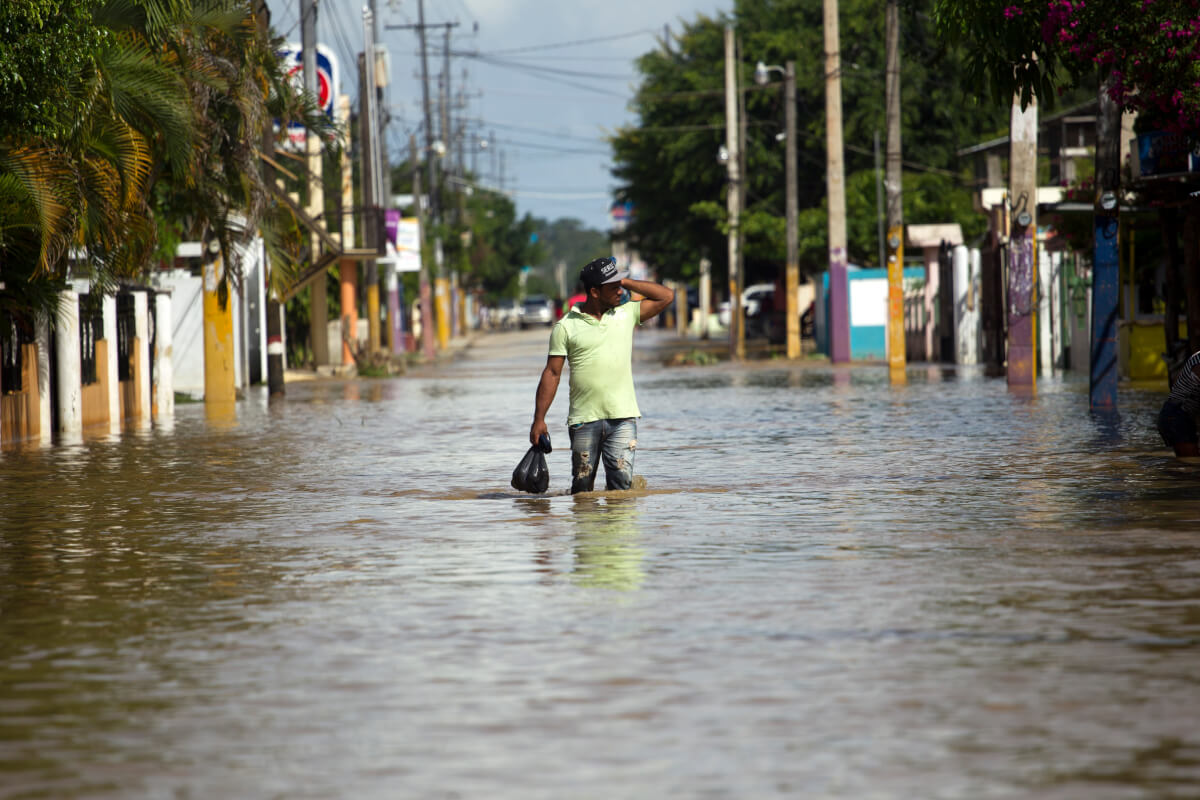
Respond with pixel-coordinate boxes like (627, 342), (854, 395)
(529, 257), (674, 493)
(1158, 350), (1200, 457)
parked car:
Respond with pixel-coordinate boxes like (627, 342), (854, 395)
(718, 282), (777, 328)
(492, 298), (521, 329)
(519, 294), (555, 328)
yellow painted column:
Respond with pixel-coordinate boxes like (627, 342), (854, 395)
(435, 277), (450, 349)
(365, 276), (380, 355)
(887, 225), (907, 383)
(340, 259), (359, 365)
(203, 255), (237, 413)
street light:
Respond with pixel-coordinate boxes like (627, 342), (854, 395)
(755, 60), (801, 358)
(754, 60), (779, 86)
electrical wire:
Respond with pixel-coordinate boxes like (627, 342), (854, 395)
(466, 52), (635, 81)
(474, 119), (607, 144)
(492, 137), (609, 156)
(482, 28), (654, 56)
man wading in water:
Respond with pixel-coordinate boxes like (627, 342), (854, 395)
(530, 256), (674, 493)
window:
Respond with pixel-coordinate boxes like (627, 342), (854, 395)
(1, 312), (23, 392)
(79, 294), (104, 385)
(117, 294), (135, 381)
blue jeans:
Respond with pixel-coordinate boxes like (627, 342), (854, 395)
(568, 418), (637, 493)
(1158, 399), (1197, 447)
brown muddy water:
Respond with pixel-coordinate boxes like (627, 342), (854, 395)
(2, 328), (1199, 799)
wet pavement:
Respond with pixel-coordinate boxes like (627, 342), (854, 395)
(2, 326), (1198, 798)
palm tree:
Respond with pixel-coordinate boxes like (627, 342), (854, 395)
(0, 0), (337, 325)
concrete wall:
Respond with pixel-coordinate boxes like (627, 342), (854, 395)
(154, 269), (205, 399)
(953, 246), (980, 366)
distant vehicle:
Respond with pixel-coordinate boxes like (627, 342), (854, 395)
(717, 282), (776, 328)
(519, 294), (555, 328)
(494, 298), (521, 329)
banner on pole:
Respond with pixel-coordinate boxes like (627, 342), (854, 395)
(379, 211), (421, 272)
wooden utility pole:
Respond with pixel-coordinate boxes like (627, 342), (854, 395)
(361, 9), (382, 355)
(301, 0), (329, 368)
(1090, 76), (1121, 408)
(885, 0), (905, 377)
(784, 61), (800, 359)
(257, 1), (285, 397)
(340, 91), (359, 367)
(1008, 92), (1038, 388)
(412, 135), (436, 362)
(724, 26), (744, 361)
(824, 0), (850, 363)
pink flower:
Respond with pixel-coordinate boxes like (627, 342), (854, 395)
(1004, 5), (1023, 19)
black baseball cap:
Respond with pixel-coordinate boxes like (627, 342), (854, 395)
(580, 256), (628, 289)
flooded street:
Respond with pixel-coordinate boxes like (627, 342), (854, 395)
(2, 327), (1199, 798)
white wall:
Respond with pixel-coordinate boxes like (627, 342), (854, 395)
(954, 246), (980, 365)
(134, 291), (151, 423)
(153, 269), (205, 399)
(103, 295), (119, 432)
(54, 289), (82, 435)
(154, 291), (174, 420)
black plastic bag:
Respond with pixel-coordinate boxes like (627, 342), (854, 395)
(511, 434), (552, 494)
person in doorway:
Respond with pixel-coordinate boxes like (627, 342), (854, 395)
(1157, 349), (1200, 457)
(530, 257), (674, 493)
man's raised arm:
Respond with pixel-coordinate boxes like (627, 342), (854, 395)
(622, 278), (675, 322)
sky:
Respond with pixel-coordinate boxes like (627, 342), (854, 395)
(266, 0), (730, 232)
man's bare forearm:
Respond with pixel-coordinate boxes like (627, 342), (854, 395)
(622, 278), (673, 301)
(533, 368), (560, 423)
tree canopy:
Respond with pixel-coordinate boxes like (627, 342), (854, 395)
(934, 0), (1200, 132)
(610, 0), (1010, 289)
(0, 0), (333, 324)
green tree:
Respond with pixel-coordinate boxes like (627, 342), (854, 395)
(529, 217), (609, 292)
(611, 0), (1010, 288)
(0, 0), (334, 328)
(936, 0), (1200, 131)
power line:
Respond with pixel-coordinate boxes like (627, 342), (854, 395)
(475, 119), (607, 144)
(493, 137), (608, 155)
(482, 28), (654, 56)
(466, 52), (635, 82)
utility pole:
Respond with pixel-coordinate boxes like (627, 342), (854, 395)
(340, 90), (358, 368)
(301, 0), (328, 368)
(1008, 91), (1038, 388)
(824, 0), (850, 363)
(386, 3), (456, 351)
(1090, 75), (1121, 409)
(885, 0), (905, 378)
(440, 26), (460, 338)
(723, 25), (743, 361)
(361, 7), (382, 356)
(874, 131), (884, 269)
(257, 1), (285, 397)
(784, 61), (799, 359)
(412, 135), (436, 362)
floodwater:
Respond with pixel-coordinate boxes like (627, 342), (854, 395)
(2, 327), (1198, 799)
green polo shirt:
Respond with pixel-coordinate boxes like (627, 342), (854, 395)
(548, 301), (642, 425)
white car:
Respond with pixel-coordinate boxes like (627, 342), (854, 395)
(718, 283), (777, 326)
(519, 294), (555, 328)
